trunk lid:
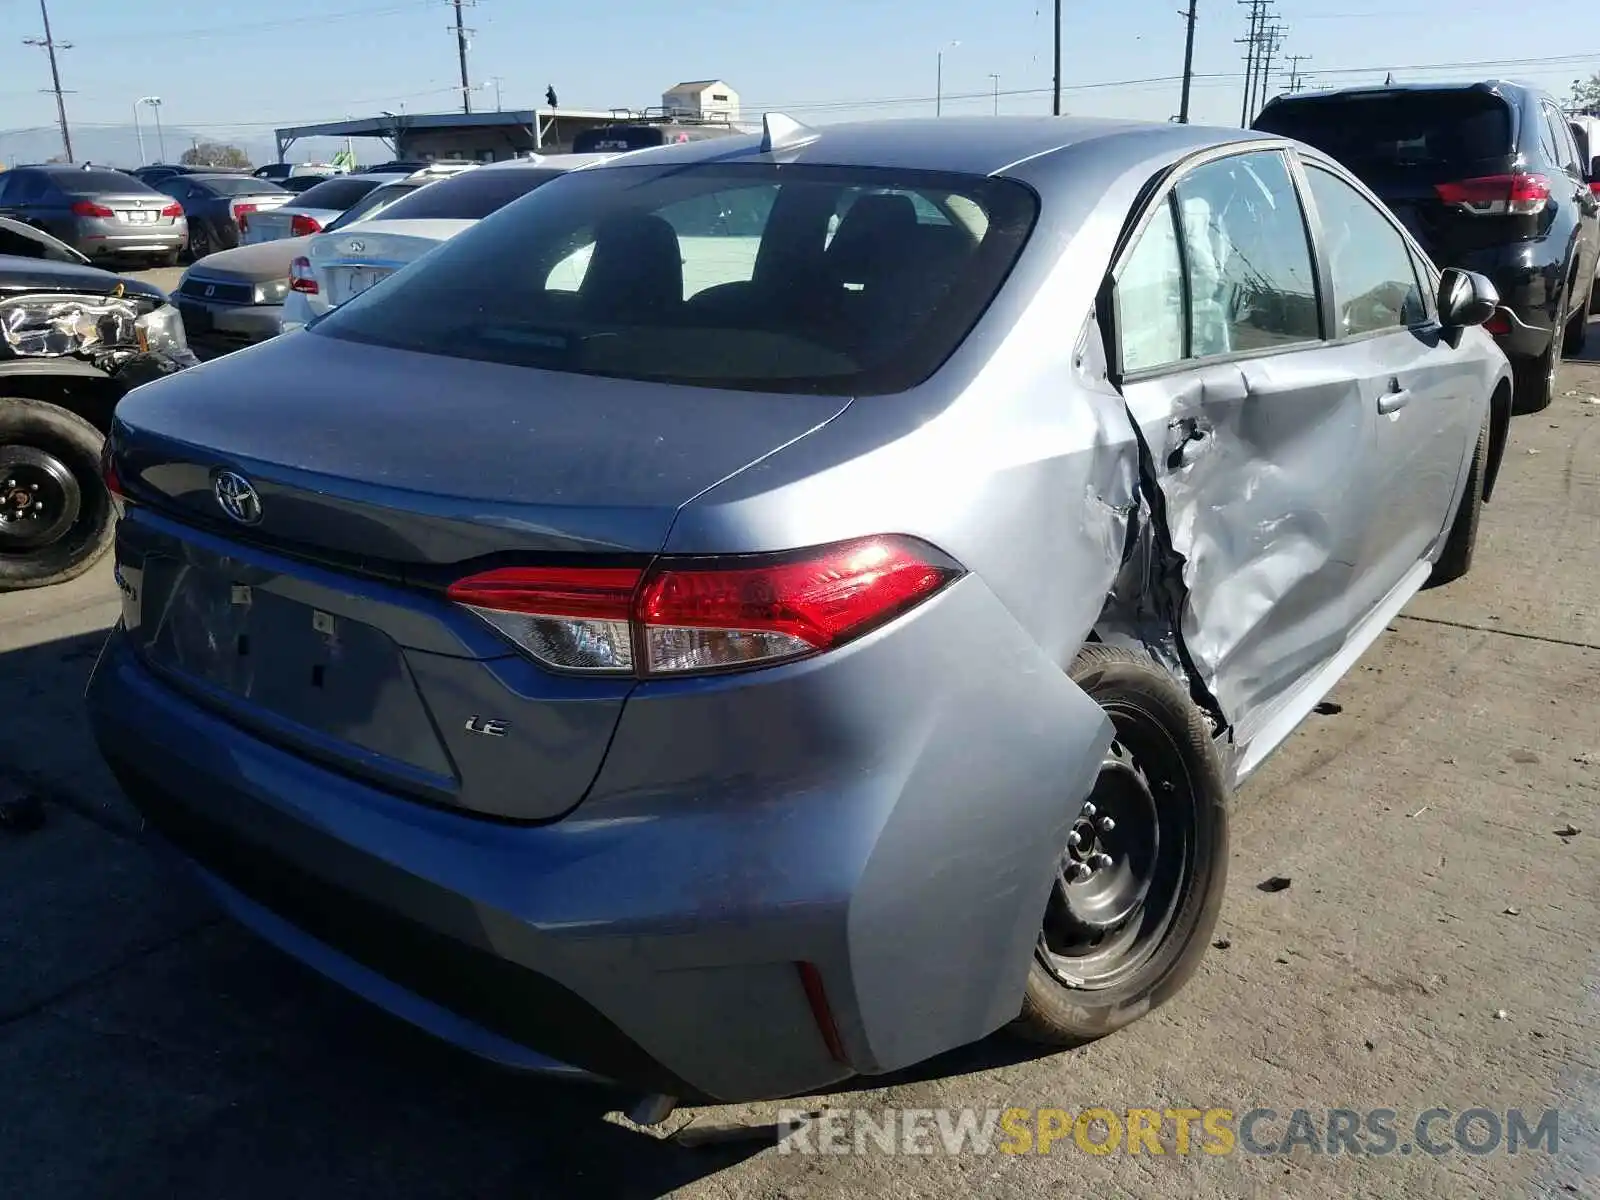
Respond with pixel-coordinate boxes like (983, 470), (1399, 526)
(108, 331), (850, 820)
(306, 221), (475, 307)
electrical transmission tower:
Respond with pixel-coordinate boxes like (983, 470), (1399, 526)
(1235, 0), (1274, 127)
(1286, 53), (1312, 93)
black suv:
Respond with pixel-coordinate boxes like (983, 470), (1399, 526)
(1254, 81), (1600, 412)
(0, 217), (194, 589)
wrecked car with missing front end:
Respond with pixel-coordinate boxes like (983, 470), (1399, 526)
(88, 115), (1508, 1110)
(0, 215), (195, 590)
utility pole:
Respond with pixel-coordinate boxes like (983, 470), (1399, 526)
(989, 73), (1001, 116)
(451, 0), (473, 115)
(23, 0), (73, 162)
(1259, 22), (1286, 112)
(132, 102), (146, 165)
(1235, 0), (1266, 127)
(1286, 53), (1311, 94)
(1178, 0), (1199, 124)
(1052, 0), (1062, 115)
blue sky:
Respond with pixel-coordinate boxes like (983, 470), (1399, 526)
(2, 0), (1597, 156)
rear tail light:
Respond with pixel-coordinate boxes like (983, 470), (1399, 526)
(160, 202), (183, 218)
(232, 202), (258, 229)
(100, 443), (126, 514)
(1434, 173), (1551, 216)
(288, 256), (319, 294)
(71, 200), (114, 218)
(1591, 181), (1600, 197)
(446, 535), (963, 677)
(289, 213), (323, 236)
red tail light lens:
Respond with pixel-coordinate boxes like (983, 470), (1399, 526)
(447, 536), (963, 676)
(1434, 173), (1551, 216)
(71, 200), (115, 218)
(232, 202), (258, 229)
(289, 213), (323, 236)
(160, 202), (183, 218)
(99, 443), (126, 514)
(288, 256), (319, 294)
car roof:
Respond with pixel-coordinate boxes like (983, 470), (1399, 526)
(476, 152), (618, 173)
(1260, 79), (1547, 107)
(577, 115), (1271, 179)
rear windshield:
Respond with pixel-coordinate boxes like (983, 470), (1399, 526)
(323, 181), (421, 231)
(367, 168), (566, 222)
(56, 170), (158, 195)
(195, 176), (289, 197)
(289, 177), (382, 211)
(1254, 91), (1513, 173)
(313, 162), (1039, 396)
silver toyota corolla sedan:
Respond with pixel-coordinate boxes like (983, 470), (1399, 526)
(89, 115), (1513, 1109)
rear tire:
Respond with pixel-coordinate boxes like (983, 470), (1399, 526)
(1011, 644), (1230, 1046)
(1424, 414), (1489, 590)
(187, 223), (212, 262)
(0, 399), (114, 591)
(158, 250), (181, 268)
(1563, 285), (1591, 357)
(1512, 343), (1558, 415)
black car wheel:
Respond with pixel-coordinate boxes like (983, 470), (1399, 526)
(187, 223), (212, 262)
(1564, 281), (1593, 357)
(1011, 644), (1229, 1046)
(1424, 413), (1489, 589)
(0, 399), (114, 591)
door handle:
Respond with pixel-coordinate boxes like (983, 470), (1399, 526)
(1377, 380), (1412, 415)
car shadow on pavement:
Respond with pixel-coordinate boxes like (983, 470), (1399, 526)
(1570, 316), (1600, 364)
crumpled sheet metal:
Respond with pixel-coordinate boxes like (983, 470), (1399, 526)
(0, 294), (140, 358)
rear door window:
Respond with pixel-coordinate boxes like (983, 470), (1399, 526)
(1544, 105), (1583, 178)
(1115, 196), (1186, 372)
(1253, 92), (1513, 179)
(315, 162), (1039, 396)
(1174, 150), (1321, 355)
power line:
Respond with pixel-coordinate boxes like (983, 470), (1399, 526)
(21, 0), (73, 162)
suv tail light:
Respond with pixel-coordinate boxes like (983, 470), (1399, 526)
(71, 200), (115, 217)
(288, 256), (319, 294)
(232, 202), (258, 229)
(289, 213), (322, 236)
(1434, 172), (1551, 216)
(447, 536), (963, 677)
(160, 202), (183, 218)
(100, 443), (126, 515)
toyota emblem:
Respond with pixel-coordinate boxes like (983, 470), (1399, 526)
(213, 470), (263, 526)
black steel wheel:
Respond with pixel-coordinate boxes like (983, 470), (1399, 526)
(1013, 643), (1230, 1046)
(0, 399), (114, 591)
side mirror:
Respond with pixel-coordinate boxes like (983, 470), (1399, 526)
(1437, 267), (1499, 329)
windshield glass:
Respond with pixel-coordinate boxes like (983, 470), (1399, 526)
(1254, 91), (1513, 175)
(195, 177), (289, 197)
(289, 177), (382, 211)
(366, 168), (566, 222)
(314, 162), (1038, 396)
(58, 170), (160, 195)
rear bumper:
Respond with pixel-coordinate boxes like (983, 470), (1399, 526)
(87, 573), (1112, 1103)
(1453, 241), (1569, 361)
(80, 230), (187, 257)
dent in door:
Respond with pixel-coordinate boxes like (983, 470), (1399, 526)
(1120, 354), (1370, 733)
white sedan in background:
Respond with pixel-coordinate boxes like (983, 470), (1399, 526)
(280, 154), (616, 332)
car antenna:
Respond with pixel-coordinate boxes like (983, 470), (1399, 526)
(760, 112), (818, 154)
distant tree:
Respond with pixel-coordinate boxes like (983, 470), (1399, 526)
(46, 152), (69, 163)
(180, 141), (251, 169)
(1570, 73), (1600, 113)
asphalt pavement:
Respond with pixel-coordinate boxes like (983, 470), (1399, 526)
(2, 296), (1597, 1199)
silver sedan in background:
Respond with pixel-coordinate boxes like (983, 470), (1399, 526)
(172, 176), (432, 356)
(92, 116), (1511, 1106)
(0, 164), (187, 266)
